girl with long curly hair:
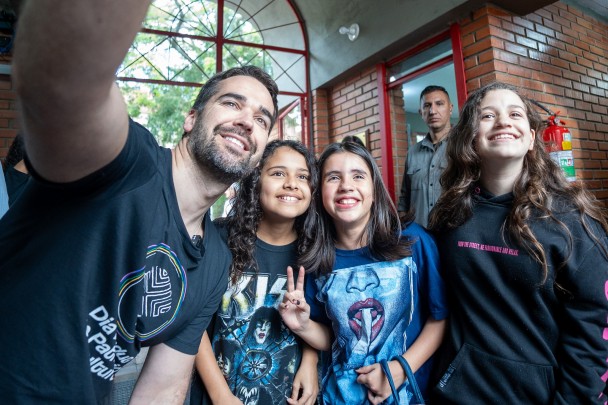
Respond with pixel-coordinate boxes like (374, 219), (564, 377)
(191, 140), (320, 405)
(280, 141), (448, 404)
(428, 82), (608, 403)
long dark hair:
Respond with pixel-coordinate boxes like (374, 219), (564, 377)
(428, 81), (608, 280)
(300, 141), (412, 275)
(224, 139), (317, 284)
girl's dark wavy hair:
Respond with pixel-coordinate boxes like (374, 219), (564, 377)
(223, 139), (318, 284)
(428, 81), (608, 281)
(299, 141), (413, 275)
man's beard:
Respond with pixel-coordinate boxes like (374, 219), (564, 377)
(188, 119), (257, 184)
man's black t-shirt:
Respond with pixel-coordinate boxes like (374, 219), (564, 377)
(0, 120), (231, 403)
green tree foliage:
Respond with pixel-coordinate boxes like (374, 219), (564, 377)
(120, 82), (200, 146)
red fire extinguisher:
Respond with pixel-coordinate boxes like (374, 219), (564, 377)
(542, 111), (576, 182)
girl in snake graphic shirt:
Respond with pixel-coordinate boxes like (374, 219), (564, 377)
(280, 141), (448, 404)
(191, 140), (320, 405)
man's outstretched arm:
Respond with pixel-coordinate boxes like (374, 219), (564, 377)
(129, 343), (195, 404)
(13, 0), (151, 182)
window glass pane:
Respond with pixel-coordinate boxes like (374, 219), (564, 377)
(281, 102), (302, 142)
(396, 62), (459, 146)
(120, 33), (217, 83)
(224, 0), (305, 50)
(145, 0), (217, 37)
(388, 39), (452, 83)
(266, 50), (306, 94)
(223, 3), (263, 44)
(223, 44), (272, 72)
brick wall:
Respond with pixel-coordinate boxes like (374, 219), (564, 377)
(311, 88), (330, 156)
(460, 2), (608, 204)
(0, 74), (19, 161)
(311, 67), (381, 159)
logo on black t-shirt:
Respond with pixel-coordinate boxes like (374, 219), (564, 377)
(116, 243), (187, 342)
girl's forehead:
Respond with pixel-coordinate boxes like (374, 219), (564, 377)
(481, 89), (524, 106)
(268, 146), (296, 159)
(324, 151), (368, 170)
(265, 146), (306, 166)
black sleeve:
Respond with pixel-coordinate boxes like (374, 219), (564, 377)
(554, 218), (608, 404)
(23, 118), (154, 195)
(163, 264), (229, 355)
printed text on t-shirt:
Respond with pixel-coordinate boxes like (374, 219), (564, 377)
(457, 240), (519, 256)
(87, 305), (134, 381)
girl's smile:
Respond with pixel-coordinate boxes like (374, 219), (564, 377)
(321, 151), (374, 239)
(259, 146), (311, 223)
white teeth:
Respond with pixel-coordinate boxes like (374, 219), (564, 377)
(225, 136), (244, 149)
(492, 134), (515, 140)
(279, 196), (297, 201)
(338, 198), (357, 205)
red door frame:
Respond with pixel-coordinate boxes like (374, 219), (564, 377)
(378, 23), (467, 202)
(278, 96), (308, 146)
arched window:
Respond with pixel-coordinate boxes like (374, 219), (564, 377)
(117, 0), (308, 146)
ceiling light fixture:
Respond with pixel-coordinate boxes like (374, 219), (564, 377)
(339, 23), (360, 41)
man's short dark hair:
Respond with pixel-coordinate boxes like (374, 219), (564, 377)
(191, 66), (279, 132)
(420, 85), (450, 102)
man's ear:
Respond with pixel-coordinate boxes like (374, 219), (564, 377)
(183, 109), (197, 133)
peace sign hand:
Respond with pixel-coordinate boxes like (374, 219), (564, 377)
(279, 266), (311, 334)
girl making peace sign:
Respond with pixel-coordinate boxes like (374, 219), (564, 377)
(192, 140), (320, 405)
